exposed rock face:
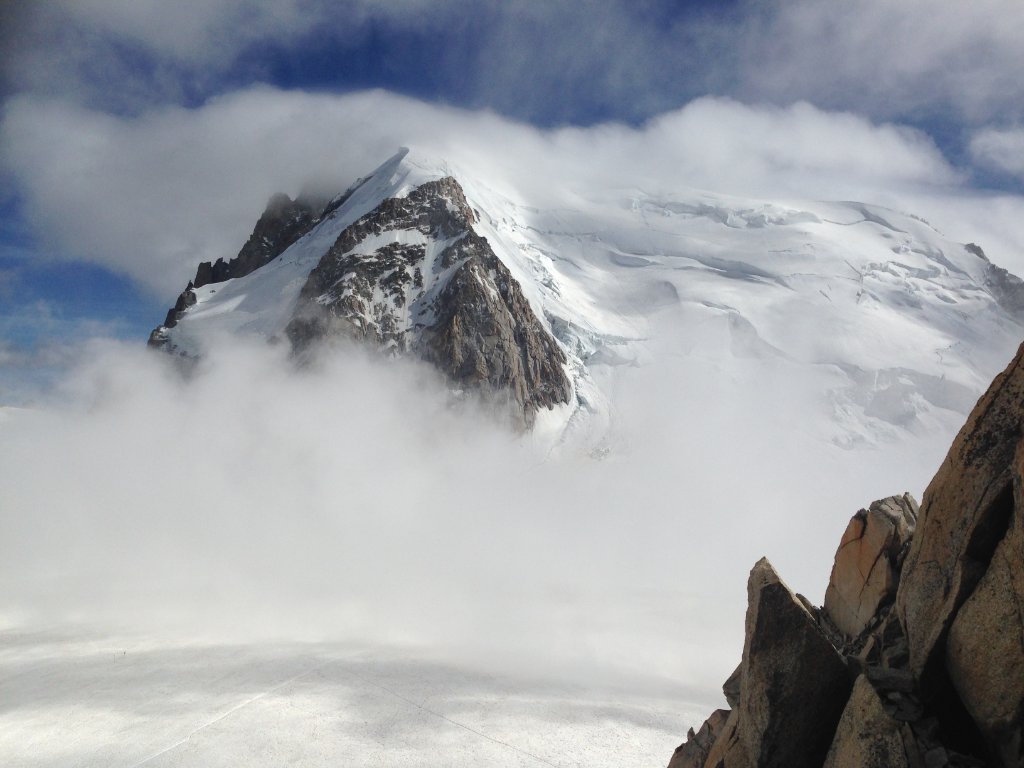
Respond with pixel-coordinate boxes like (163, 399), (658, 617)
(148, 189), (338, 349)
(702, 709), (748, 768)
(822, 675), (912, 768)
(285, 176), (572, 425)
(897, 344), (1024, 687)
(149, 280), (198, 341)
(668, 339), (1024, 768)
(149, 173), (571, 426)
(824, 495), (917, 638)
(668, 709), (730, 768)
(194, 192), (325, 288)
(945, 480), (1024, 768)
(736, 558), (851, 768)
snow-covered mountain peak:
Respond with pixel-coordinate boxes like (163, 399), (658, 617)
(151, 152), (575, 429)
(149, 148), (1024, 450)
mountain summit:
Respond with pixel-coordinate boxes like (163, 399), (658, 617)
(149, 149), (573, 428)
(150, 146), (1024, 445)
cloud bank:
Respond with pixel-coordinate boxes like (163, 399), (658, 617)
(970, 127), (1024, 179)
(4, 86), (1000, 300)
(0, 322), (956, 699)
(734, 0), (1024, 127)
(8, 1), (1024, 132)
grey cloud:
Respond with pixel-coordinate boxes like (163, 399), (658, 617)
(732, 0), (1024, 127)
(7, 1), (1024, 134)
(970, 127), (1024, 179)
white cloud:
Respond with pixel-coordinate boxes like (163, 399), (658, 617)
(969, 127), (1024, 179)
(0, 333), (949, 697)
(0, 88), (968, 299)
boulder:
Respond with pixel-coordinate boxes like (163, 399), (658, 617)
(824, 495), (917, 638)
(945, 474), (1024, 768)
(822, 675), (914, 768)
(667, 709), (729, 768)
(897, 342), (1024, 684)
(736, 558), (852, 768)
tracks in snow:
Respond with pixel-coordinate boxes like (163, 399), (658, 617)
(126, 655), (565, 768)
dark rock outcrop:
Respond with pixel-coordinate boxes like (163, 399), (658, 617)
(944, 477), (1024, 767)
(150, 171), (571, 427)
(822, 675), (913, 768)
(736, 558), (852, 768)
(192, 192), (321, 289)
(285, 176), (572, 426)
(668, 339), (1024, 768)
(668, 709), (730, 768)
(896, 343), (1024, 689)
(147, 189), (339, 350)
(722, 664), (741, 710)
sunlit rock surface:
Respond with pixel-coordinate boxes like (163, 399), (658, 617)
(671, 340), (1024, 767)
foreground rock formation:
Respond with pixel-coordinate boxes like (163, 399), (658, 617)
(669, 342), (1024, 768)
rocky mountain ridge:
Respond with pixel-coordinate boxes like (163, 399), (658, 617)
(283, 175), (571, 422)
(149, 151), (572, 427)
(668, 341), (1024, 767)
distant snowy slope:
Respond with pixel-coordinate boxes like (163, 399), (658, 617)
(151, 147), (1024, 449)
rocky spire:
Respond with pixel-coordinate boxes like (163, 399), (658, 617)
(285, 176), (572, 426)
(148, 171), (571, 427)
(669, 339), (1024, 767)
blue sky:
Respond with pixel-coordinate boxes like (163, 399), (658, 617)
(2, 0), (1024, 402)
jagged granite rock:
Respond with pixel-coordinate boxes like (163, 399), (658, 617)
(667, 709), (730, 768)
(822, 675), (914, 768)
(668, 342), (1024, 768)
(285, 176), (572, 426)
(735, 558), (852, 768)
(702, 709), (749, 768)
(148, 189), (338, 350)
(194, 192), (323, 288)
(151, 280), (198, 335)
(897, 342), (1024, 686)
(824, 494), (917, 638)
(945, 477), (1024, 768)
(149, 170), (571, 427)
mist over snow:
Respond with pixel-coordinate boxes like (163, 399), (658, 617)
(0, 302), (961, 694)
